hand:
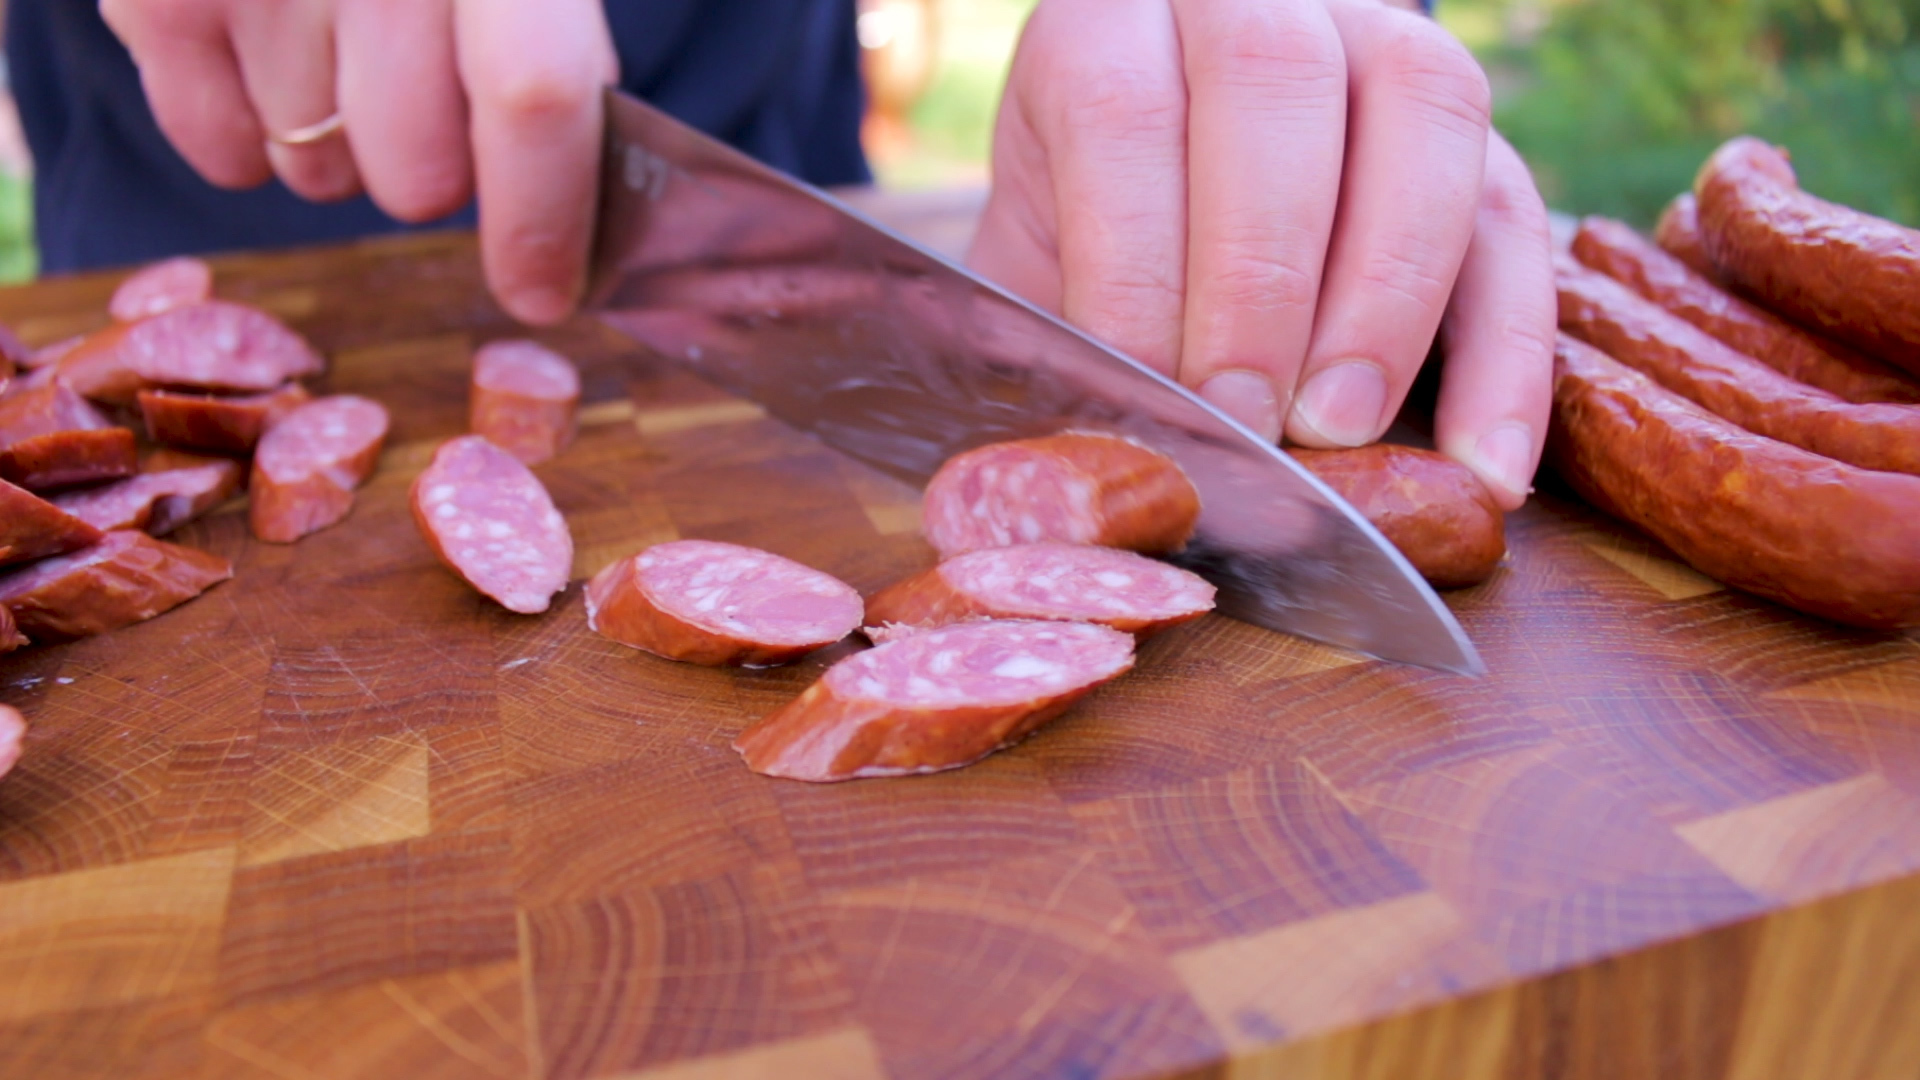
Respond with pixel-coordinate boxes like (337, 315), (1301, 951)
(100, 0), (618, 326)
(968, 0), (1554, 508)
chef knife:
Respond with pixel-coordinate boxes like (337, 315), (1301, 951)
(585, 89), (1484, 676)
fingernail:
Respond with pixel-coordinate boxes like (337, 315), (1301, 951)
(1470, 423), (1535, 500)
(1199, 370), (1282, 443)
(1291, 361), (1388, 447)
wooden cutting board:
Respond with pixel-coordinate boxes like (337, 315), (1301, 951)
(2, 208), (1918, 1080)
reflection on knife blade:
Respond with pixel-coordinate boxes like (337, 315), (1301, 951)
(586, 89), (1483, 676)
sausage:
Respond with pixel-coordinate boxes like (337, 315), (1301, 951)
(1694, 137), (1920, 377)
(921, 432), (1201, 558)
(20, 334), (81, 371)
(733, 619), (1136, 781)
(0, 381), (140, 490)
(57, 301), (323, 404)
(586, 539), (863, 665)
(0, 705), (24, 781)
(0, 529), (234, 641)
(138, 382), (311, 454)
(411, 434), (573, 613)
(1549, 334), (1920, 629)
(864, 542), (1215, 638)
(51, 458), (244, 535)
(1289, 444), (1507, 588)
(110, 256), (215, 322)
(470, 339), (580, 465)
(0, 479), (104, 567)
(1557, 260), (1920, 477)
(1653, 194), (1723, 283)
(0, 606), (25, 652)
(1573, 216), (1920, 406)
(249, 395), (389, 542)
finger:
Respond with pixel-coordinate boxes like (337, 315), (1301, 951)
(456, 0), (619, 325)
(971, 0), (1187, 376)
(228, 0), (363, 201)
(1285, 2), (1489, 449)
(99, 0), (272, 189)
(338, 0), (472, 221)
(1433, 132), (1555, 510)
(1172, 0), (1348, 442)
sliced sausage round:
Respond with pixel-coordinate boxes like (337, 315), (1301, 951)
(52, 459), (244, 536)
(0, 530), (234, 641)
(0, 479), (103, 568)
(64, 301), (323, 404)
(411, 435), (573, 614)
(110, 257), (215, 322)
(470, 339), (581, 465)
(250, 395), (389, 543)
(865, 542), (1214, 639)
(586, 539), (863, 666)
(734, 619), (1136, 782)
(139, 383), (311, 454)
(922, 432), (1201, 558)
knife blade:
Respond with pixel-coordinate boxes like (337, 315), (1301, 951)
(585, 89), (1484, 675)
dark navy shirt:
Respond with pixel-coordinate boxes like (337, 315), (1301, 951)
(7, 0), (870, 272)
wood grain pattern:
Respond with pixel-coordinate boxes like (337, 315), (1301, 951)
(0, 209), (1917, 1078)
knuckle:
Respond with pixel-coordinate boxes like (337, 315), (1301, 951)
(1209, 247), (1320, 315)
(1191, 8), (1346, 99)
(1373, 21), (1492, 134)
(1480, 160), (1551, 233)
(477, 65), (599, 128)
(1053, 65), (1184, 139)
(1356, 239), (1456, 309)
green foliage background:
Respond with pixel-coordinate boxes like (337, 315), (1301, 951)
(1469, 0), (1920, 226)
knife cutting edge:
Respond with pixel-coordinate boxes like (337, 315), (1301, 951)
(584, 88), (1485, 676)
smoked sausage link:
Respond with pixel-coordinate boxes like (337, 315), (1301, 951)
(250, 396), (389, 542)
(411, 435), (573, 613)
(1549, 334), (1920, 629)
(922, 432), (1201, 558)
(0, 705), (24, 781)
(1694, 137), (1920, 377)
(110, 257), (214, 322)
(1290, 445), (1507, 588)
(587, 539), (863, 665)
(864, 542), (1215, 638)
(1557, 260), (1920, 477)
(470, 340), (580, 465)
(0, 530), (233, 641)
(139, 383), (311, 454)
(1654, 194), (1723, 283)
(1574, 216), (1920, 406)
(0, 480), (103, 567)
(734, 619), (1135, 781)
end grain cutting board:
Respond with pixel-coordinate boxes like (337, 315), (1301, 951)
(1, 209), (1918, 1080)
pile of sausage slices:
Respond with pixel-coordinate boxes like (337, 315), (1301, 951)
(1554, 136), (1920, 630)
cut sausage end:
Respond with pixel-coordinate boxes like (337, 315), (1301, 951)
(470, 339), (581, 465)
(250, 395), (389, 543)
(0, 529), (233, 641)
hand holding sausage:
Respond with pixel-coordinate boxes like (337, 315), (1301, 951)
(968, 0), (1555, 508)
(99, 0), (619, 327)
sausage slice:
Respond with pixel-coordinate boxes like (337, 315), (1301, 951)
(587, 539), (862, 666)
(470, 339), (581, 465)
(0, 479), (103, 567)
(865, 542), (1214, 638)
(922, 432), (1200, 558)
(52, 459), (244, 536)
(139, 383), (311, 454)
(110, 257), (215, 322)
(249, 395), (389, 542)
(734, 619), (1136, 781)
(411, 435), (573, 614)
(0, 530), (234, 641)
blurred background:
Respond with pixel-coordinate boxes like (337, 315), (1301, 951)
(0, 0), (1915, 281)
